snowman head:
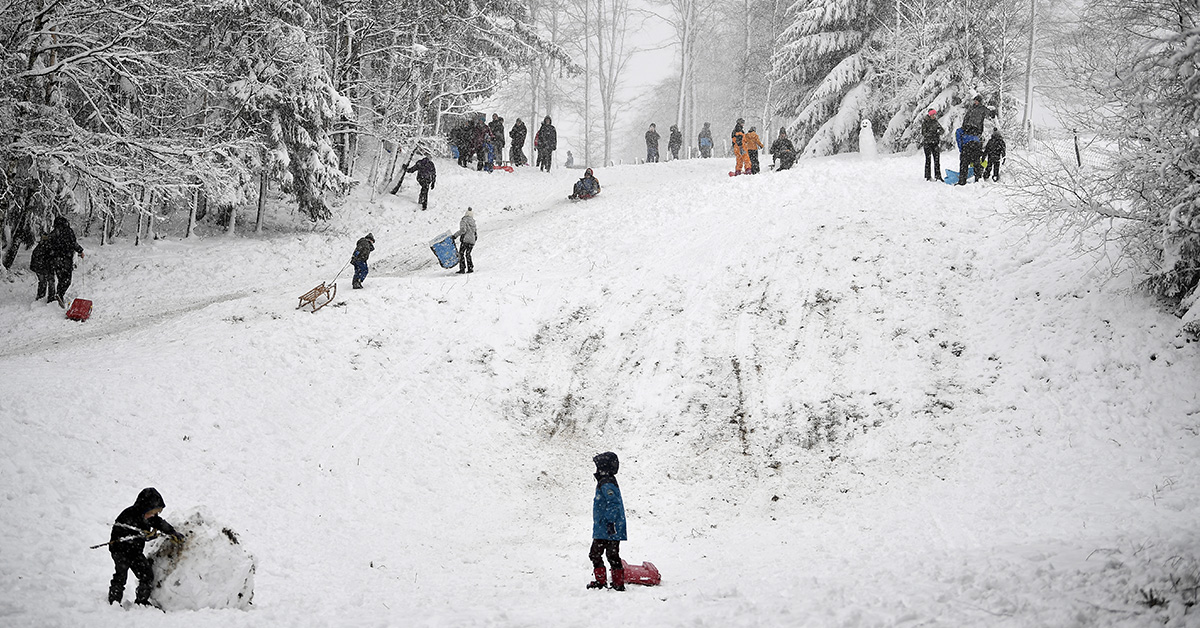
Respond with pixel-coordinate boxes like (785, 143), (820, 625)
(860, 119), (872, 131)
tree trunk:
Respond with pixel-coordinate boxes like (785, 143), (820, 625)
(186, 189), (197, 239)
(255, 168), (267, 233)
(1021, 0), (1036, 143)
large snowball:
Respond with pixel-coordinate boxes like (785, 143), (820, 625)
(148, 507), (255, 611)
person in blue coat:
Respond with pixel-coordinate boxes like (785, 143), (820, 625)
(569, 168), (601, 200)
(587, 451), (627, 591)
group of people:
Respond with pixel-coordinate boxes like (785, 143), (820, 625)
(640, 119), (796, 173)
(448, 113), (559, 174)
(28, 216), (84, 308)
(920, 95), (1007, 184)
(643, 123), (685, 162)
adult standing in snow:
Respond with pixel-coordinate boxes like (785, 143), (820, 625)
(698, 122), (713, 158)
(921, 109), (944, 182)
(509, 118), (528, 166)
(107, 487), (184, 606)
(472, 116), (493, 172)
(535, 116), (557, 172)
(29, 232), (55, 303)
(452, 124), (471, 168)
(745, 126), (765, 174)
(587, 451), (627, 591)
(956, 95), (994, 186)
(451, 207), (477, 274)
(404, 153), (436, 211)
(350, 233), (374, 289)
(668, 124), (683, 160)
(982, 129), (1006, 182)
(488, 114), (506, 164)
(730, 118), (749, 175)
(46, 215), (83, 307)
(645, 123), (660, 163)
(770, 128), (796, 171)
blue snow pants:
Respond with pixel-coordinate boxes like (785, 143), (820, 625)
(352, 260), (368, 283)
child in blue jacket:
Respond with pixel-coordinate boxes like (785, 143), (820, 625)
(588, 451), (627, 591)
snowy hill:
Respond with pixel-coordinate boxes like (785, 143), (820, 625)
(2, 153), (1199, 627)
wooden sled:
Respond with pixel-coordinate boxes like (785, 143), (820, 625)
(297, 282), (336, 313)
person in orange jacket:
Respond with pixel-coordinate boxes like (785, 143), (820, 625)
(731, 118), (750, 175)
(744, 126), (764, 174)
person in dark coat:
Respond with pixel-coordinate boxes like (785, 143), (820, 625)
(698, 122), (713, 158)
(471, 116), (493, 172)
(509, 118), (528, 166)
(645, 124), (660, 163)
(452, 124), (471, 168)
(569, 168), (601, 200)
(29, 233), (55, 302)
(921, 108), (944, 182)
(489, 114), (506, 164)
(405, 154), (436, 211)
(769, 127), (797, 171)
(982, 129), (1007, 182)
(587, 451), (627, 591)
(108, 487), (184, 606)
(956, 95), (995, 185)
(668, 125), (683, 160)
(46, 216), (83, 307)
(351, 233), (375, 289)
(535, 116), (557, 172)
(451, 207), (477, 274)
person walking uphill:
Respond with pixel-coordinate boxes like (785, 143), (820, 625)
(921, 109), (944, 181)
(108, 487), (184, 606)
(587, 451), (627, 591)
(668, 124), (683, 160)
(405, 153), (436, 211)
(350, 233), (374, 289)
(451, 207), (477, 274)
(645, 124), (660, 163)
(46, 216), (84, 307)
(535, 116), (557, 172)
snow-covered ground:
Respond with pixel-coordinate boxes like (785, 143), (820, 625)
(2, 151), (1199, 627)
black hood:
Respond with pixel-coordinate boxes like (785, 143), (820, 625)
(593, 451), (619, 475)
(53, 216), (71, 231)
(133, 487), (165, 514)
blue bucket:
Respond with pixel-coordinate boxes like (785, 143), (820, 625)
(429, 232), (459, 269)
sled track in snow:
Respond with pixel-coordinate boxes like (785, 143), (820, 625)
(0, 291), (252, 359)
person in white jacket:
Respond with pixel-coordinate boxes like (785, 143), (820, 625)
(451, 207), (477, 274)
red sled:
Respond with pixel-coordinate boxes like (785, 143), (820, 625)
(66, 298), (92, 322)
(620, 560), (661, 586)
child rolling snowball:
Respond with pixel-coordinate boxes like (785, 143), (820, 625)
(107, 488), (184, 606)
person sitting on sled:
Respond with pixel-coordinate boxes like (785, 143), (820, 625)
(587, 451), (627, 591)
(569, 168), (601, 200)
(351, 233), (375, 289)
(108, 488), (184, 606)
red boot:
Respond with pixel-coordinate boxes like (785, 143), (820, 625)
(611, 568), (625, 591)
(586, 567), (606, 590)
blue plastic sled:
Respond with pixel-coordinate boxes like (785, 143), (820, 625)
(429, 232), (460, 269)
(944, 167), (977, 185)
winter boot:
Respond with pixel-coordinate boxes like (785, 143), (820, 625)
(611, 568), (626, 591)
(107, 585), (123, 605)
(587, 567), (607, 590)
(352, 279), (363, 289)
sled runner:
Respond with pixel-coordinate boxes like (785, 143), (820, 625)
(297, 282), (336, 313)
(429, 231), (460, 269)
(620, 560), (661, 586)
(66, 298), (92, 321)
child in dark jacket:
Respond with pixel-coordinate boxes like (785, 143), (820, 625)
(405, 155), (436, 211)
(108, 488), (183, 606)
(569, 169), (601, 200)
(982, 130), (1007, 182)
(587, 451), (627, 591)
(351, 233), (375, 289)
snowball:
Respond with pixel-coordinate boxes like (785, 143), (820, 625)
(148, 507), (255, 611)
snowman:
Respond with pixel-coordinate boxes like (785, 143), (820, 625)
(859, 119), (878, 160)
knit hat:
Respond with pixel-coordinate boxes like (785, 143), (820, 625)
(749, 126), (756, 132)
(928, 108), (937, 116)
(593, 451), (619, 475)
(365, 233), (375, 242)
(465, 207), (473, 215)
